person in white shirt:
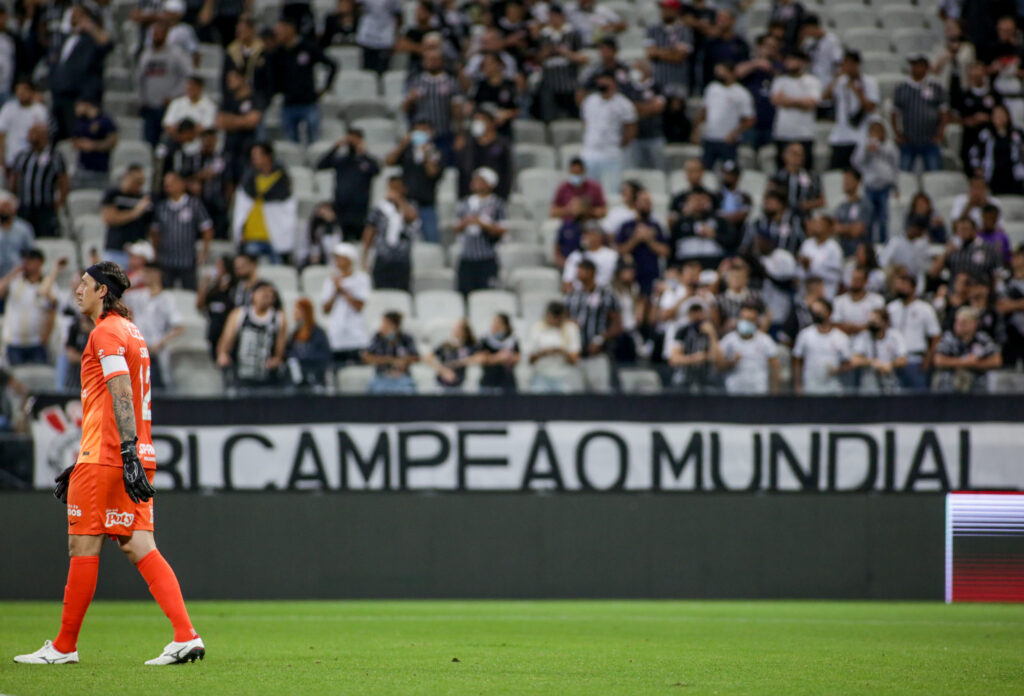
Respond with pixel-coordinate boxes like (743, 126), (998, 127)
(798, 214), (843, 300)
(792, 297), (851, 394)
(580, 71), (637, 195)
(715, 302), (780, 394)
(562, 222), (618, 290)
(949, 175), (1001, 229)
(887, 271), (941, 392)
(0, 80), (49, 169)
(162, 75), (217, 137)
(832, 266), (885, 335)
(601, 179), (642, 235)
(146, 0), (199, 66)
(320, 242), (371, 365)
(694, 61), (755, 170)
(125, 263), (183, 388)
(770, 50), (821, 170)
(566, 0), (625, 46)
(850, 308), (907, 393)
(527, 300), (582, 392)
(0, 248), (60, 365)
(657, 261), (706, 359)
(879, 217), (931, 289)
(799, 15), (842, 89)
(823, 50), (878, 169)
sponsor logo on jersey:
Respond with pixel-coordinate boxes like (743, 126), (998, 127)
(105, 509), (135, 527)
(67, 504), (82, 523)
(138, 443), (157, 458)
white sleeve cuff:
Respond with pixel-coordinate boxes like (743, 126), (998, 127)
(100, 354), (129, 378)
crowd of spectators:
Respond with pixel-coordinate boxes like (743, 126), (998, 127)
(0, 0), (1023, 408)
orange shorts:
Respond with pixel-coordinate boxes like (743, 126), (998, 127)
(66, 464), (155, 538)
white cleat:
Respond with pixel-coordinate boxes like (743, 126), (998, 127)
(13, 640), (79, 665)
(144, 637), (205, 665)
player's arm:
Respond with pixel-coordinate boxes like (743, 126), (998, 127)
(107, 374), (136, 442)
(107, 372), (155, 503)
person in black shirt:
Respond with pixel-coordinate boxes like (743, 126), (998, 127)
(100, 165), (152, 267)
(153, 118), (203, 188)
(952, 61), (1000, 174)
(217, 67), (265, 185)
(319, 0), (360, 48)
(197, 255), (236, 359)
(393, 1), (436, 77)
(316, 129), (381, 242)
(222, 15), (271, 99)
(737, 34), (783, 153)
(467, 52), (520, 139)
(190, 129), (230, 238)
(622, 60), (666, 171)
(424, 318), (477, 390)
(385, 119), (443, 243)
(476, 312), (520, 393)
(363, 311), (420, 394)
(669, 190), (738, 269)
(454, 108), (512, 200)
(270, 17), (337, 143)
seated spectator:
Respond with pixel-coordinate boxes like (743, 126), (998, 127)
(602, 179), (642, 235)
(562, 222), (618, 290)
(101, 165), (152, 268)
(833, 168), (873, 255)
(968, 104), (1024, 195)
(950, 175), (998, 230)
(554, 196), (591, 270)
(745, 190), (804, 256)
(217, 280), (288, 388)
(565, 259), (621, 392)
(363, 311), (419, 394)
(610, 260), (643, 363)
(615, 189), (669, 296)
(887, 271), (942, 392)
(152, 170), (213, 289)
(70, 99), (118, 190)
(798, 214), (843, 299)
(0, 192), (35, 284)
(770, 142), (824, 218)
(163, 75), (217, 137)
(550, 158), (607, 223)
(527, 301), (582, 393)
(880, 219), (930, 289)
(316, 129), (381, 242)
(125, 263), (184, 389)
(842, 241), (886, 296)
(0, 79), (49, 172)
(454, 167), (507, 295)
(386, 120), (443, 243)
(233, 142), (297, 264)
(929, 217), (1003, 287)
(668, 303), (720, 393)
(622, 59), (667, 171)
(125, 242), (156, 295)
(455, 108), (512, 200)
(904, 192), (947, 244)
(853, 120), (899, 243)
(717, 261), (762, 334)
(0, 249), (60, 365)
(832, 266), (885, 335)
(580, 70), (638, 194)
(998, 246), (1024, 368)
(792, 297), (852, 394)
(715, 302), (781, 394)
(424, 318), (477, 391)
(850, 308), (907, 393)
(823, 50), (877, 169)
(321, 243), (370, 365)
(892, 53), (948, 173)
(670, 190), (737, 269)
(716, 160), (753, 232)
(286, 297), (331, 388)
(466, 52), (520, 139)
(770, 50), (820, 170)
(978, 204), (1012, 265)
(136, 21), (192, 147)
(694, 61), (754, 169)
(476, 313), (520, 394)
(196, 255), (236, 359)
(361, 176), (419, 292)
(932, 307), (1002, 392)
(745, 227), (798, 338)
(670, 158), (718, 211)
(8, 123), (67, 238)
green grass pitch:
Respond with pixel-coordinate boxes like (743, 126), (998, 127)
(2, 600), (1023, 695)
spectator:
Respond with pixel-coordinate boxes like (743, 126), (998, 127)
(905, 191), (948, 243)
(792, 297), (851, 394)
(63, 308), (94, 391)
(578, 36), (630, 96)
(320, 0), (359, 48)
(770, 0), (805, 52)
(852, 120), (899, 243)
(233, 142), (297, 264)
(48, 3), (111, 141)
(798, 214), (843, 299)
(623, 60), (667, 171)
(363, 311), (419, 394)
(892, 54), (949, 172)
(843, 241), (886, 295)
(580, 70), (637, 195)
(69, 98), (117, 190)
(316, 129), (381, 242)
(217, 280), (288, 388)
(745, 189), (804, 256)
(746, 227), (798, 337)
(568, 0), (625, 47)
(946, 276), (1005, 347)
(880, 218), (931, 288)
(930, 217), (1003, 286)
(655, 261), (703, 361)
(190, 128), (230, 238)
(798, 15), (841, 94)
(404, 47), (463, 163)
(737, 34), (783, 155)
(932, 306), (1002, 392)
(950, 175), (999, 230)
(563, 222), (618, 290)
(7, 123), (68, 237)
(551, 157), (607, 222)
(704, 10), (750, 89)
(101, 165), (152, 268)
(424, 318), (477, 391)
(953, 61), (998, 172)
(833, 266), (885, 335)
(124, 241), (155, 294)
(149, 0), (199, 65)
(361, 176), (418, 292)
(0, 249), (60, 365)
(527, 300), (582, 393)
(850, 308), (907, 393)
(770, 142), (824, 218)
(615, 189), (670, 297)
(476, 313), (520, 394)
(135, 20), (191, 147)
(454, 167), (507, 295)
(125, 262), (183, 389)
(610, 260), (643, 363)
(0, 4), (19, 107)
(216, 67), (265, 183)
(163, 75), (216, 136)
(715, 302), (780, 394)
(279, 0), (315, 39)
(196, 0), (246, 47)
(887, 271), (942, 392)
(931, 28), (975, 91)
(286, 297), (331, 388)
(223, 15), (270, 98)
(154, 117), (203, 185)
(355, 0), (401, 74)
(231, 252), (261, 307)
(978, 204), (1012, 264)
(466, 52), (520, 139)
(196, 255), (235, 359)
(393, 2), (441, 76)
(694, 62), (753, 169)
(833, 168), (873, 255)
(302, 203), (341, 266)
(535, 4), (587, 122)
(669, 190), (736, 269)
(669, 158), (717, 213)
(0, 79), (48, 171)
(682, 0), (716, 93)
(668, 303), (719, 392)
(386, 120), (443, 243)
(602, 179), (641, 236)
(0, 192), (35, 281)
(455, 108), (512, 200)
(270, 17), (337, 143)
(968, 104), (1024, 195)
(152, 170), (213, 289)
(998, 246), (1024, 367)
(716, 260), (762, 334)
(553, 197), (588, 269)
(823, 50), (877, 169)
(770, 50), (820, 169)
(644, 0), (690, 90)
(716, 160), (752, 232)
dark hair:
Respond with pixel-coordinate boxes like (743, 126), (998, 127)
(252, 141), (274, 158)
(813, 297), (833, 314)
(569, 157), (585, 169)
(348, 128), (365, 139)
(236, 251), (258, 265)
(954, 216), (977, 230)
(92, 261), (133, 319)
(844, 167), (862, 181)
(178, 118), (197, 132)
(383, 311), (403, 327)
(388, 175), (403, 186)
(578, 259), (597, 272)
(545, 301), (567, 320)
(982, 203), (1000, 215)
(740, 300), (763, 314)
(801, 14), (821, 26)
(764, 190), (787, 205)
(856, 241), (880, 271)
(843, 49), (862, 63)
(188, 74), (205, 86)
(22, 248), (44, 262)
(494, 312), (513, 333)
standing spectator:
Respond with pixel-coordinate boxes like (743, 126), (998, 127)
(476, 313), (520, 394)
(233, 142), (297, 263)
(832, 266), (885, 335)
(48, 3), (111, 141)
(716, 302), (780, 394)
(567, 0), (625, 47)
(0, 192), (35, 282)
(580, 71), (637, 194)
(887, 271), (941, 391)
(745, 190), (804, 256)
(823, 50), (877, 169)
(286, 297), (331, 388)
(998, 246), (1024, 368)
(196, 255), (236, 359)
(850, 308), (907, 393)
(930, 217), (1003, 286)
(615, 189), (670, 297)
(667, 303), (719, 392)
(0, 249), (59, 365)
(891, 54), (949, 172)
(798, 214), (843, 300)
(355, 0), (401, 75)
(565, 259), (621, 391)
(424, 319), (477, 391)
(0, 4), (20, 107)
(968, 104), (1024, 195)
(550, 157), (607, 222)
(190, 128), (230, 239)
(562, 222), (618, 290)
(362, 311), (419, 394)
(135, 21), (191, 147)
(0, 79), (48, 171)
(70, 98), (117, 190)
(218, 67), (266, 184)
(669, 190), (737, 269)
(622, 60), (667, 171)
(746, 228), (798, 336)
(404, 48), (463, 163)
(124, 262), (183, 389)
(833, 168), (873, 255)
(217, 280), (288, 388)
(361, 176), (418, 292)
(716, 160), (753, 232)
(454, 167), (507, 295)
(694, 61), (754, 169)
(150, 0), (199, 64)
(704, 10), (750, 89)
(737, 34), (782, 156)
(978, 204), (1012, 265)
(386, 120), (443, 243)
(316, 129), (381, 242)
(100, 165), (152, 267)
(455, 108), (512, 200)
(577, 37), (630, 95)
(553, 197), (590, 269)
(154, 118), (203, 185)
(953, 61), (998, 172)
(302, 203), (341, 266)
(7, 124), (68, 237)
(279, 0), (314, 39)
(535, 4), (587, 122)
(770, 50), (820, 170)
(769, 0), (805, 52)
(645, 0), (691, 91)
(223, 15), (270, 98)
(466, 52), (520, 139)
(798, 15), (841, 93)
(716, 260), (761, 333)
(151, 170), (213, 289)
(852, 120), (899, 244)
(770, 142), (824, 218)
(163, 75), (216, 136)
(392, 2), (439, 76)
(932, 307), (1002, 392)
(321, 242), (370, 365)
(270, 17), (337, 143)
(527, 300), (582, 393)
(792, 297), (851, 394)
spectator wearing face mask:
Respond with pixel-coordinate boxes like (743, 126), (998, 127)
(850, 308), (907, 393)
(715, 302), (780, 394)
(551, 158), (607, 223)
(580, 71), (638, 195)
(792, 297), (852, 394)
(386, 120), (443, 244)
(455, 109), (512, 200)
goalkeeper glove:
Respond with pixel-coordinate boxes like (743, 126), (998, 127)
(121, 437), (155, 503)
(53, 465), (74, 504)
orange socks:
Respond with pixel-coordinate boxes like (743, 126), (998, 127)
(136, 550), (197, 642)
(53, 555), (99, 653)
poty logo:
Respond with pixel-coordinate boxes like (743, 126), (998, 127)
(67, 504), (82, 518)
(105, 510), (135, 527)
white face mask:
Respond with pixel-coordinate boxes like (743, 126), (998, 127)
(629, 68), (644, 83)
(471, 120), (487, 138)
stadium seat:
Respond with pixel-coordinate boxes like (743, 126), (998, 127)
(842, 28), (892, 54)
(343, 99), (393, 122)
(890, 28), (941, 56)
(325, 45), (362, 70)
(111, 141), (153, 179)
(669, 169), (719, 195)
(539, 219), (561, 263)
(419, 317), (456, 348)
(104, 91), (138, 118)
(167, 289), (202, 321)
(414, 289), (465, 322)
(738, 170), (768, 198)
(520, 290), (561, 324)
(514, 143), (557, 172)
(382, 70), (407, 109)
(517, 167), (563, 207)
(363, 289), (414, 327)
(664, 144), (703, 173)
(821, 171), (845, 208)
(558, 144), (583, 170)
(499, 243), (545, 270)
(288, 166), (315, 194)
(10, 364), (57, 392)
(300, 265), (332, 297)
(622, 169), (667, 197)
(619, 368), (662, 394)
(513, 119), (548, 145)
(506, 195), (535, 221)
(468, 289), (518, 335)
(308, 139), (340, 169)
(258, 265), (299, 293)
(336, 365), (375, 393)
(177, 316), (208, 349)
(861, 52), (905, 77)
(503, 219), (541, 244)
(1004, 222), (1024, 248)
(507, 267), (561, 296)
(332, 70), (380, 103)
(411, 242), (445, 270)
(352, 117), (400, 144)
(76, 214), (106, 253)
(103, 66), (133, 92)
(167, 346), (223, 395)
(34, 239), (77, 267)
(410, 363), (438, 394)
(880, 6), (931, 30)
(436, 167), (458, 204)
(275, 143), (306, 168)
(67, 189), (105, 218)
(987, 370), (1024, 393)
(999, 196), (1024, 222)
(921, 171), (968, 199)
(197, 43), (223, 72)
(828, 4), (878, 30)
(549, 119), (584, 149)
(413, 267), (456, 293)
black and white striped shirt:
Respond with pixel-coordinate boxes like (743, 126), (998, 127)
(565, 286), (619, 347)
(407, 71), (462, 136)
(152, 194), (213, 269)
(12, 146), (66, 209)
(744, 210), (805, 256)
(717, 287), (763, 323)
(645, 21), (692, 89)
(770, 168), (821, 215)
(946, 238), (1003, 282)
(538, 25), (584, 94)
(892, 78), (947, 145)
(457, 194), (505, 261)
(366, 199), (417, 264)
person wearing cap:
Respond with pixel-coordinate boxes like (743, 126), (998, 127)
(147, 0), (199, 66)
(124, 263), (184, 389)
(135, 20), (192, 147)
(454, 167), (507, 296)
(644, 0), (692, 90)
(125, 241), (156, 293)
(694, 61), (754, 170)
(770, 50), (820, 170)
(101, 165), (152, 269)
(70, 98), (118, 190)
(320, 242), (371, 366)
(455, 108), (512, 200)
(566, 0), (625, 47)
(535, 4), (587, 122)
(0, 248), (61, 365)
(891, 53), (949, 172)
(269, 17), (338, 143)
(580, 70), (637, 195)
(823, 50), (878, 170)
(47, 2), (111, 142)
(361, 176), (418, 292)
(0, 79), (48, 170)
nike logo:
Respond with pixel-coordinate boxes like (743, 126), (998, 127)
(69, 520), (79, 525)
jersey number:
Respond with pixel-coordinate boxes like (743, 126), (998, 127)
(140, 365), (152, 422)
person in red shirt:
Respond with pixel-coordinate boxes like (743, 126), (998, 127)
(14, 261), (204, 667)
(550, 157), (608, 222)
